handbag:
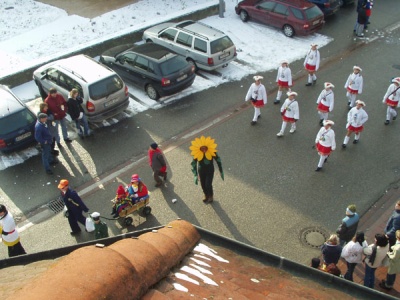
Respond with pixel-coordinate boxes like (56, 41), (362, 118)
(85, 216), (95, 232)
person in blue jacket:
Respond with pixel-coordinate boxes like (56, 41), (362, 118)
(385, 200), (400, 247)
(336, 204), (360, 246)
(58, 179), (89, 235)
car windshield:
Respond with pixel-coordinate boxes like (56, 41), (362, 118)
(88, 75), (124, 100)
(210, 36), (234, 54)
(304, 6), (323, 19)
(159, 56), (188, 75)
(0, 109), (35, 135)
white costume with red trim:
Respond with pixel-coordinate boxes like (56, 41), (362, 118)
(245, 82), (267, 122)
(278, 98), (299, 135)
(316, 89), (334, 121)
(315, 126), (336, 168)
(0, 211), (20, 247)
(343, 106), (368, 146)
(304, 48), (320, 84)
(344, 72), (363, 108)
(382, 83), (400, 123)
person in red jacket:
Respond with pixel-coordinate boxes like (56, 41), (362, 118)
(45, 87), (72, 146)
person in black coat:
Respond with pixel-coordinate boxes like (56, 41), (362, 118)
(67, 88), (91, 138)
(355, 2), (367, 37)
(58, 179), (89, 235)
(385, 200), (400, 247)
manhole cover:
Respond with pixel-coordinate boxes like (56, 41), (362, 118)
(47, 197), (64, 214)
(299, 227), (330, 249)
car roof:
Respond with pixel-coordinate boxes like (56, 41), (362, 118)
(47, 55), (116, 83)
(175, 20), (226, 40)
(129, 43), (176, 61)
(243, 0), (315, 9)
(0, 85), (25, 115)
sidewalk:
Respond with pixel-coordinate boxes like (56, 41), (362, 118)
(337, 185), (400, 298)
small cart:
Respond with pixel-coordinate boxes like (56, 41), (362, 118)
(117, 197), (152, 226)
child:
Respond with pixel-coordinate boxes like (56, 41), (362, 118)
(127, 174), (149, 203)
(111, 185), (130, 217)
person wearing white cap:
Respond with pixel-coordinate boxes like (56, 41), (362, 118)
(277, 91), (299, 136)
(382, 77), (400, 125)
(314, 120), (336, 172)
(316, 83), (335, 126)
(304, 44), (320, 86)
(344, 66), (363, 109)
(245, 75), (268, 125)
(91, 212), (109, 239)
(274, 60), (292, 104)
(342, 100), (368, 148)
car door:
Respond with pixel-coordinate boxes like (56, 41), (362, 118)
(173, 31), (193, 59)
(113, 52), (138, 83)
(251, 0), (276, 25)
(270, 3), (289, 29)
(157, 28), (179, 52)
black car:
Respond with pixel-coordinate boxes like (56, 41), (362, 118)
(100, 43), (196, 100)
(307, 0), (340, 16)
(0, 85), (37, 153)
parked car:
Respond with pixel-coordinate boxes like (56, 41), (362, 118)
(235, 0), (325, 37)
(143, 20), (237, 71)
(33, 54), (129, 123)
(100, 43), (196, 100)
(307, 0), (340, 16)
(0, 85), (37, 153)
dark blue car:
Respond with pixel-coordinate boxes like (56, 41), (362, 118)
(0, 85), (37, 153)
(308, 0), (340, 16)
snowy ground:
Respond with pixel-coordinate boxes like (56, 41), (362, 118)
(0, 0), (332, 169)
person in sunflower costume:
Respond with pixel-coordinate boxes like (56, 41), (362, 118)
(190, 136), (224, 203)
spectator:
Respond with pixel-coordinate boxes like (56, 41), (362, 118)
(304, 43), (320, 86)
(38, 102), (58, 156)
(148, 143), (167, 187)
(385, 200), (400, 247)
(58, 179), (89, 235)
(336, 204), (360, 246)
(91, 212), (109, 239)
(277, 91), (299, 137)
(380, 229), (400, 290)
(0, 204), (26, 257)
(321, 234), (343, 267)
(274, 60), (292, 104)
(34, 113), (58, 175)
(311, 257), (321, 269)
(363, 233), (389, 289)
(244, 75), (268, 125)
(355, 2), (367, 37)
(341, 232), (367, 281)
(67, 88), (91, 138)
(45, 87), (72, 146)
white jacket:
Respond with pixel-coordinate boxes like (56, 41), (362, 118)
(344, 73), (363, 93)
(382, 83), (400, 104)
(341, 240), (367, 263)
(315, 127), (336, 150)
(364, 243), (390, 268)
(276, 66), (292, 86)
(316, 89), (334, 112)
(281, 99), (299, 119)
(303, 49), (320, 70)
(245, 83), (267, 104)
(0, 211), (20, 246)
(347, 107), (368, 127)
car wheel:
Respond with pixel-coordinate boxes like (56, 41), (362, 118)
(283, 25), (295, 38)
(145, 84), (160, 100)
(187, 58), (198, 72)
(35, 80), (47, 100)
(239, 10), (249, 22)
(145, 39), (153, 43)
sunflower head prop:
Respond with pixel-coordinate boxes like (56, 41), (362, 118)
(190, 136), (217, 161)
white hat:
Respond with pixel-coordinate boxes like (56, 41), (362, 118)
(311, 43), (318, 47)
(253, 75), (263, 81)
(353, 66), (362, 72)
(324, 82), (335, 89)
(323, 120), (334, 126)
(281, 59), (289, 65)
(392, 77), (400, 84)
(287, 91), (298, 97)
(91, 212), (100, 218)
(356, 100), (366, 106)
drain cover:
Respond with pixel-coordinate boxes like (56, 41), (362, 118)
(47, 197), (64, 214)
(300, 227), (330, 249)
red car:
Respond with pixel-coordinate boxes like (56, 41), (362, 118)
(235, 0), (325, 37)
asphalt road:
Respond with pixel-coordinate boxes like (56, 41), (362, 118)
(1, 1), (400, 264)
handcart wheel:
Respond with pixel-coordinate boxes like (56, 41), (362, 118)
(142, 206), (152, 216)
(124, 217), (133, 226)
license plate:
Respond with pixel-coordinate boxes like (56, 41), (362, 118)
(219, 52), (230, 59)
(15, 132), (31, 142)
(104, 98), (117, 108)
(177, 74), (187, 82)
(313, 20), (320, 25)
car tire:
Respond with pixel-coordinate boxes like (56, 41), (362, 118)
(145, 39), (153, 43)
(239, 10), (249, 22)
(146, 84), (160, 100)
(35, 80), (47, 100)
(187, 58), (198, 72)
(283, 25), (295, 38)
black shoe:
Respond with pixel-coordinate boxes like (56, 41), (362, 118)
(319, 119), (324, 126)
(64, 138), (73, 143)
(313, 80), (317, 85)
(112, 213), (119, 218)
(273, 100), (280, 105)
(46, 169), (54, 175)
(70, 230), (81, 236)
(305, 83), (312, 86)
(257, 115), (261, 119)
(315, 167), (322, 172)
(379, 281), (392, 290)
(342, 144), (346, 149)
(79, 134), (84, 139)
(51, 150), (59, 156)
(324, 158), (328, 163)
(353, 140), (359, 144)
(163, 172), (167, 181)
(385, 120), (390, 125)
(250, 121), (257, 125)
(393, 116), (397, 121)
(50, 160), (59, 165)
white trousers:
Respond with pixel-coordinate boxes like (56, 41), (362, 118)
(386, 106), (397, 121)
(346, 92), (357, 107)
(253, 107), (261, 122)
